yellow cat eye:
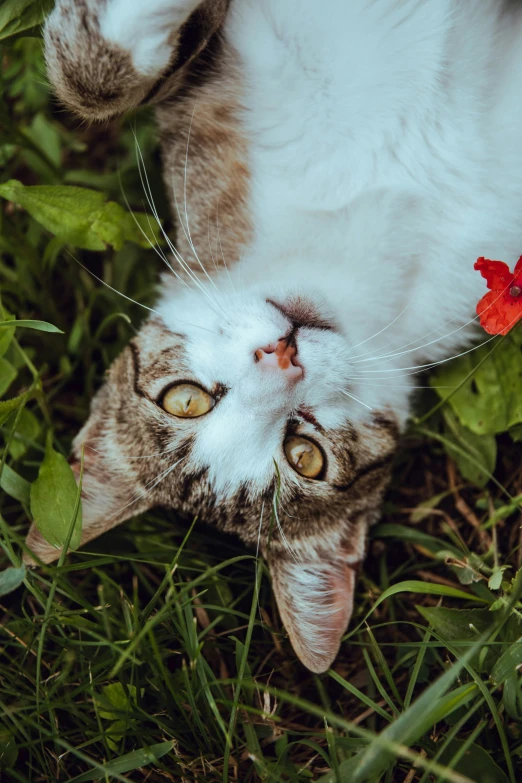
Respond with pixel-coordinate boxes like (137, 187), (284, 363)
(161, 383), (215, 418)
(284, 435), (324, 479)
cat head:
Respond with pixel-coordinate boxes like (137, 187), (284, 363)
(25, 281), (403, 672)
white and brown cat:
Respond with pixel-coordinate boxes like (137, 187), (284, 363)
(25, 0), (522, 672)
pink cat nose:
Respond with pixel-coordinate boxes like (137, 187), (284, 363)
(254, 338), (303, 381)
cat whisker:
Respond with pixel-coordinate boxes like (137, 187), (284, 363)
(181, 105), (227, 295)
(255, 501), (266, 626)
(173, 104), (236, 318)
(109, 458), (184, 520)
(272, 495), (300, 564)
(352, 277), (516, 367)
(346, 382), (454, 389)
(207, 209), (221, 278)
(65, 249), (161, 315)
(333, 387), (374, 411)
(66, 249), (220, 336)
(133, 134), (228, 322)
(118, 166), (194, 295)
(347, 330), (499, 375)
(134, 139), (215, 297)
(215, 197), (237, 294)
(85, 444), (179, 461)
(347, 299), (413, 358)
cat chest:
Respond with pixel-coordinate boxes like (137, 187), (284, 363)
(224, 0), (420, 213)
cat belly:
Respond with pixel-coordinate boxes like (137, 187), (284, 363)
(224, 0), (453, 211)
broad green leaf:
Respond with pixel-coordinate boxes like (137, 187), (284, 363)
(9, 406), (40, 459)
(431, 330), (522, 435)
(482, 494), (522, 529)
(491, 636), (522, 685)
(510, 423), (522, 442)
(502, 672), (522, 721)
(437, 739), (510, 783)
(68, 740), (174, 782)
(0, 393), (29, 427)
(0, 357), (17, 397)
(0, 315), (15, 358)
(488, 565), (511, 592)
(97, 682), (139, 752)
(98, 682), (137, 721)
(443, 409), (497, 488)
(0, 464), (31, 504)
(417, 606), (495, 671)
(0, 180), (161, 251)
(0, 728), (18, 769)
(418, 606), (493, 638)
(372, 523), (461, 559)
(30, 433), (82, 550)
(409, 489), (453, 523)
(346, 581), (487, 642)
(0, 0), (53, 42)
(0, 566), (26, 597)
(0, 319), (63, 333)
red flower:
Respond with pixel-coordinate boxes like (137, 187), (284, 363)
(474, 256), (522, 335)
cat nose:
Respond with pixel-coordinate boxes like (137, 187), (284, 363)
(254, 337), (303, 381)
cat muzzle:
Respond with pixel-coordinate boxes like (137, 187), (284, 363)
(254, 337), (303, 381)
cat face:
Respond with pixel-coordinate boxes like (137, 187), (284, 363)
(26, 283), (400, 671)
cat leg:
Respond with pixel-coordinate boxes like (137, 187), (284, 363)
(44, 0), (227, 121)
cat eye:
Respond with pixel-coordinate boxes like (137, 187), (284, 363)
(161, 383), (215, 418)
(284, 435), (325, 479)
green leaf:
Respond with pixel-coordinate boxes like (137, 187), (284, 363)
(0, 728), (18, 769)
(443, 409), (497, 488)
(346, 581), (487, 641)
(9, 406), (40, 459)
(30, 433), (82, 550)
(510, 423), (522, 442)
(409, 489), (453, 523)
(482, 494), (522, 529)
(98, 682), (137, 721)
(418, 606), (493, 637)
(0, 566), (26, 597)
(431, 330), (522, 435)
(417, 606), (495, 670)
(0, 0), (53, 42)
(0, 319), (63, 333)
(0, 357), (17, 397)
(437, 739), (510, 783)
(489, 565), (511, 592)
(491, 636), (522, 685)
(0, 180), (161, 251)
(0, 314), (15, 358)
(0, 394), (29, 427)
(1, 464), (31, 504)
(68, 741), (174, 782)
(372, 523), (461, 559)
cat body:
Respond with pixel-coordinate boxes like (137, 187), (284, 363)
(28, 0), (522, 671)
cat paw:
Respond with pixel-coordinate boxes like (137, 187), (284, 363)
(100, 0), (203, 76)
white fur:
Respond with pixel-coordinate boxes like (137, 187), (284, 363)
(156, 0), (522, 500)
(100, 0), (201, 75)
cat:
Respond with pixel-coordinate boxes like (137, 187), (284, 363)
(24, 0), (522, 672)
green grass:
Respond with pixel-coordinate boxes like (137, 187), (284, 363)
(2, 9), (522, 782)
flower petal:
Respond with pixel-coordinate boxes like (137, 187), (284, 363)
(476, 290), (522, 335)
(474, 257), (512, 291)
(513, 255), (522, 285)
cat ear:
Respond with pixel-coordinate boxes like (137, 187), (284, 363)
(24, 350), (153, 564)
(268, 554), (357, 673)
